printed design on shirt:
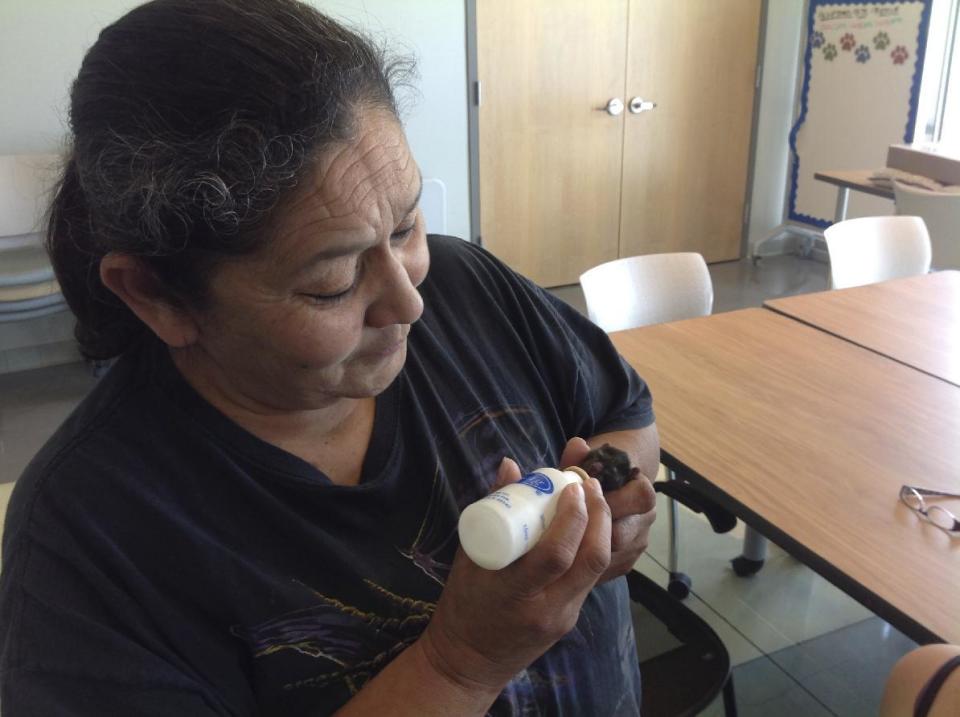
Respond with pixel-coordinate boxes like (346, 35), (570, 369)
(450, 405), (550, 509)
(235, 404), (571, 707)
(232, 578), (435, 694)
(397, 459), (456, 586)
(398, 404), (553, 586)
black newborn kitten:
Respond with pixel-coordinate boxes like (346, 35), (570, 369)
(578, 443), (641, 493)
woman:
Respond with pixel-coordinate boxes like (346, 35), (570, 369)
(0, 1), (659, 714)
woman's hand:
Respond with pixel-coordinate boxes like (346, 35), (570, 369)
(419, 457), (612, 694)
(560, 436), (657, 584)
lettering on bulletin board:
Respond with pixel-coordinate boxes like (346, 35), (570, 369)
(788, 0), (931, 227)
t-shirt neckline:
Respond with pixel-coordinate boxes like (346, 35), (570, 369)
(143, 338), (402, 488)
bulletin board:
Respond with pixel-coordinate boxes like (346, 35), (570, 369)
(788, 0), (932, 227)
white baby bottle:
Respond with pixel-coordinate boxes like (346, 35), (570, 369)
(458, 466), (590, 570)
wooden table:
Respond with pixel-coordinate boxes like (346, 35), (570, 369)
(611, 309), (960, 645)
(814, 169), (894, 222)
(766, 272), (960, 387)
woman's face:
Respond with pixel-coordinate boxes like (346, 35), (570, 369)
(180, 110), (429, 411)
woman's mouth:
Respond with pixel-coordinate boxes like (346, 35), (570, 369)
(371, 338), (405, 357)
(362, 328), (409, 358)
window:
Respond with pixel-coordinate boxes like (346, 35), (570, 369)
(916, 0), (960, 147)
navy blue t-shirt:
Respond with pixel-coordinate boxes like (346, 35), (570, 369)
(0, 236), (654, 716)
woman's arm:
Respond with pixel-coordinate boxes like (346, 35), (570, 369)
(880, 644), (960, 717)
(331, 636), (501, 716)
(335, 475), (613, 716)
(336, 426), (658, 715)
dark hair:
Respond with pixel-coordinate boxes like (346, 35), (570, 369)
(47, 0), (415, 360)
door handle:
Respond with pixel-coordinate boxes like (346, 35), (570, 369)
(599, 98), (624, 116)
(628, 97), (657, 114)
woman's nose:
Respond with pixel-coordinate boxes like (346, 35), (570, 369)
(364, 248), (425, 328)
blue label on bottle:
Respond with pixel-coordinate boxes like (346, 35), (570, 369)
(518, 472), (555, 496)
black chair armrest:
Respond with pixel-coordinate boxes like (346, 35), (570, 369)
(654, 479), (737, 534)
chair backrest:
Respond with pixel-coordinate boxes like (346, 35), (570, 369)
(823, 215), (931, 290)
(0, 154), (61, 240)
(893, 180), (960, 270)
(579, 253), (713, 332)
(627, 570), (734, 717)
(0, 481), (15, 569)
(420, 178), (447, 235)
(0, 155), (67, 322)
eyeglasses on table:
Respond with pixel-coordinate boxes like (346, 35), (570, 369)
(899, 485), (960, 534)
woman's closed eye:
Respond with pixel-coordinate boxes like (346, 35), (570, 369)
(305, 263), (361, 305)
(308, 283), (356, 305)
(391, 219), (417, 242)
(305, 220), (417, 305)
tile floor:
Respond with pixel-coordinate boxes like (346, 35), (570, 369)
(0, 254), (918, 715)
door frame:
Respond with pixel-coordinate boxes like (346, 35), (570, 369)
(465, 0), (770, 260)
(465, 0), (482, 244)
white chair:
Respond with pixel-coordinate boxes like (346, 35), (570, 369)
(579, 252), (713, 331)
(0, 480), (14, 570)
(824, 215), (931, 290)
(420, 178), (447, 235)
(0, 154), (67, 322)
(893, 180), (960, 270)
(581, 253), (725, 597)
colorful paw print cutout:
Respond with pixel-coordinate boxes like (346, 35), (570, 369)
(892, 46), (909, 65)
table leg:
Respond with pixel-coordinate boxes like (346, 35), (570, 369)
(834, 187), (850, 223)
(665, 468), (691, 599)
(732, 526), (768, 576)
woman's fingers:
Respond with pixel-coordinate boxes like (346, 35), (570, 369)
(433, 472), (617, 683)
(507, 482), (589, 595)
(600, 508), (657, 583)
(492, 456), (522, 491)
(604, 472), (656, 521)
(610, 514), (645, 553)
(552, 477), (612, 594)
(559, 436), (591, 472)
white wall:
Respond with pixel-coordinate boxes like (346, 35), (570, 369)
(0, 0), (470, 236)
(319, 1), (470, 241)
(0, 0), (471, 370)
(0, 1), (140, 154)
(748, 0), (906, 252)
(747, 0), (804, 253)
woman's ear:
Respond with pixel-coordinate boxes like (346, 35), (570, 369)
(99, 253), (200, 348)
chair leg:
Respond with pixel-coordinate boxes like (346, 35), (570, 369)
(722, 675), (738, 717)
(665, 468), (691, 599)
(731, 526), (767, 577)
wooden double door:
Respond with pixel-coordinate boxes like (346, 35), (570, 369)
(477, 0), (763, 287)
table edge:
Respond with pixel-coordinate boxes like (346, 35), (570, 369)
(659, 449), (944, 646)
(760, 303), (960, 389)
(812, 170), (895, 199)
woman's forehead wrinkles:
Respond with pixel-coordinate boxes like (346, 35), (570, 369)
(279, 139), (408, 232)
(261, 116), (417, 272)
(349, 157), (413, 223)
(323, 138), (410, 220)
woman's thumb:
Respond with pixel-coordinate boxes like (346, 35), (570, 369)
(493, 456), (521, 490)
